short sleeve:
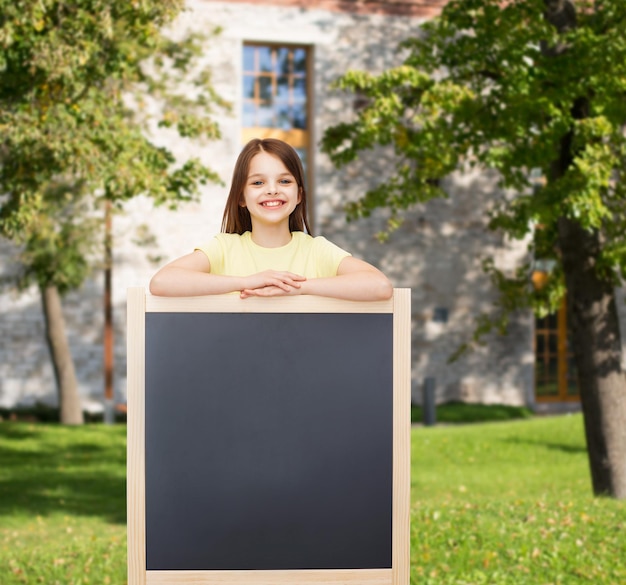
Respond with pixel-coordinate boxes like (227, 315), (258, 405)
(195, 237), (224, 274)
(313, 236), (352, 277)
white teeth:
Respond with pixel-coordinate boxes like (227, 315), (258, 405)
(263, 201), (283, 207)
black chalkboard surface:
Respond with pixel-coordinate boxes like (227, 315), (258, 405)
(127, 290), (411, 585)
(145, 312), (393, 570)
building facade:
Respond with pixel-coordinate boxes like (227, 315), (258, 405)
(2, 0), (621, 413)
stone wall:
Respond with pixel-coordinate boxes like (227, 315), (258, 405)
(2, 0), (617, 411)
(207, 0), (447, 16)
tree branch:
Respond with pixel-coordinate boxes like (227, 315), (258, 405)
(541, 0), (577, 57)
(543, 0), (577, 33)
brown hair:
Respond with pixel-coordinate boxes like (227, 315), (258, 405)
(221, 138), (312, 235)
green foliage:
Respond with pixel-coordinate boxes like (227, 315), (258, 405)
(0, 401), (126, 423)
(15, 182), (98, 293)
(322, 0), (626, 347)
(0, 0), (228, 291)
(411, 401), (533, 424)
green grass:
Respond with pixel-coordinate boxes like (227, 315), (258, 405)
(411, 415), (626, 584)
(0, 424), (127, 585)
(1, 415), (625, 584)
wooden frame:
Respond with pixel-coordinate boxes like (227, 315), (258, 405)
(127, 288), (411, 585)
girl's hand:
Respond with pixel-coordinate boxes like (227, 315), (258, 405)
(240, 285), (300, 298)
(239, 270), (305, 298)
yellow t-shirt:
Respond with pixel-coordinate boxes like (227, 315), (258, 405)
(195, 231), (351, 278)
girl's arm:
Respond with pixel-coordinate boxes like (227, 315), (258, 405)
(149, 251), (305, 297)
(303, 256), (393, 301)
(240, 256), (393, 302)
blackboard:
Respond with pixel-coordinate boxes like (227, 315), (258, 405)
(127, 290), (411, 585)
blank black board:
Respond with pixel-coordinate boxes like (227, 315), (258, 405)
(144, 311), (393, 571)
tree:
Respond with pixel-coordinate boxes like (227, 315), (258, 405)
(321, 0), (626, 498)
(16, 186), (99, 424)
(0, 0), (227, 423)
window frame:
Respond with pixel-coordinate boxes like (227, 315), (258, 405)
(532, 271), (580, 403)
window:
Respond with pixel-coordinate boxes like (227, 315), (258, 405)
(532, 272), (579, 402)
(242, 44), (310, 160)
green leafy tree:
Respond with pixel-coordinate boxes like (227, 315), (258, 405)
(322, 0), (626, 498)
(0, 0), (228, 423)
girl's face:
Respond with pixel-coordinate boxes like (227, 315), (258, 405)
(241, 151), (301, 230)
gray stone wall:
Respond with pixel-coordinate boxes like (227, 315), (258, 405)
(2, 0), (621, 411)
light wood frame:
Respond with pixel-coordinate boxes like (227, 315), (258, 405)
(127, 288), (411, 585)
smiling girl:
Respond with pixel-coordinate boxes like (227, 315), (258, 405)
(149, 138), (392, 301)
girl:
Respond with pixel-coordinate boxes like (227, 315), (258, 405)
(149, 138), (393, 301)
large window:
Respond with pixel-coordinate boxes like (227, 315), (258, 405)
(242, 44), (310, 165)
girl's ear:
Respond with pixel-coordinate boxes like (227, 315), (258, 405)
(297, 187), (302, 204)
(239, 199), (247, 208)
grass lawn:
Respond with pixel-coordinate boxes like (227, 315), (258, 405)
(0, 424), (126, 585)
(411, 415), (626, 584)
(1, 414), (625, 584)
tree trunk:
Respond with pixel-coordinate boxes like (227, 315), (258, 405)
(557, 218), (626, 498)
(544, 0), (626, 496)
(104, 200), (115, 424)
(40, 284), (84, 425)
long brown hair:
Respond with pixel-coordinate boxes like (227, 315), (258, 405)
(221, 138), (312, 235)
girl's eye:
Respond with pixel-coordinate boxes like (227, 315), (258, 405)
(252, 181), (263, 186)
(280, 179), (292, 184)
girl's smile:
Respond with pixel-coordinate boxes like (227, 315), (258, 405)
(242, 151), (301, 228)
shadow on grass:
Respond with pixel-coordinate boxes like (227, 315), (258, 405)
(412, 402), (533, 424)
(0, 423), (41, 441)
(0, 424), (126, 524)
(502, 437), (586, 454)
